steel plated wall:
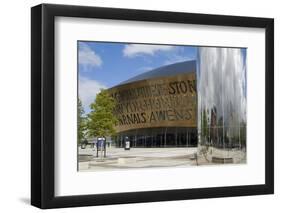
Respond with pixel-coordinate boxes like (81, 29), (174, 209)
(108, 71), (197, 147)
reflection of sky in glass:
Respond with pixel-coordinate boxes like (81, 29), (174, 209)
(197, 47), (247, 144)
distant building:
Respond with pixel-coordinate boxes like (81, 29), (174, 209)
(108, 60), (197, 148)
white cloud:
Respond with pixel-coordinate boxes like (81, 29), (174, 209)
(79, 43), (102, 67)
(123, 44), (176, 58)
(79, 77), (107, 112)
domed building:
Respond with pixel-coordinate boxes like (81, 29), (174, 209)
(108, 60), (198, 148)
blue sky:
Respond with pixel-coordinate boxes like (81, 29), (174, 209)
(78, 41), (197, 113)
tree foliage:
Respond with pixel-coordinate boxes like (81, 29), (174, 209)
(78, 98), (87, 144)
(87, 89), (118, 138)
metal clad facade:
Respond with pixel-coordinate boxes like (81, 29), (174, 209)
(109, 72), (197, 133)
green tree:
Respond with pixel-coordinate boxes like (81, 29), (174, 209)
(87, 89), (118, 138)
(78, 98), (87, 144)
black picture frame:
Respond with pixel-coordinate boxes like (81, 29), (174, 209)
(31, 3), (274, 209)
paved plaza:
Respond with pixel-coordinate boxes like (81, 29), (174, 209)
(78, 147), (198, 171)
(78, 146), (246, 171)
